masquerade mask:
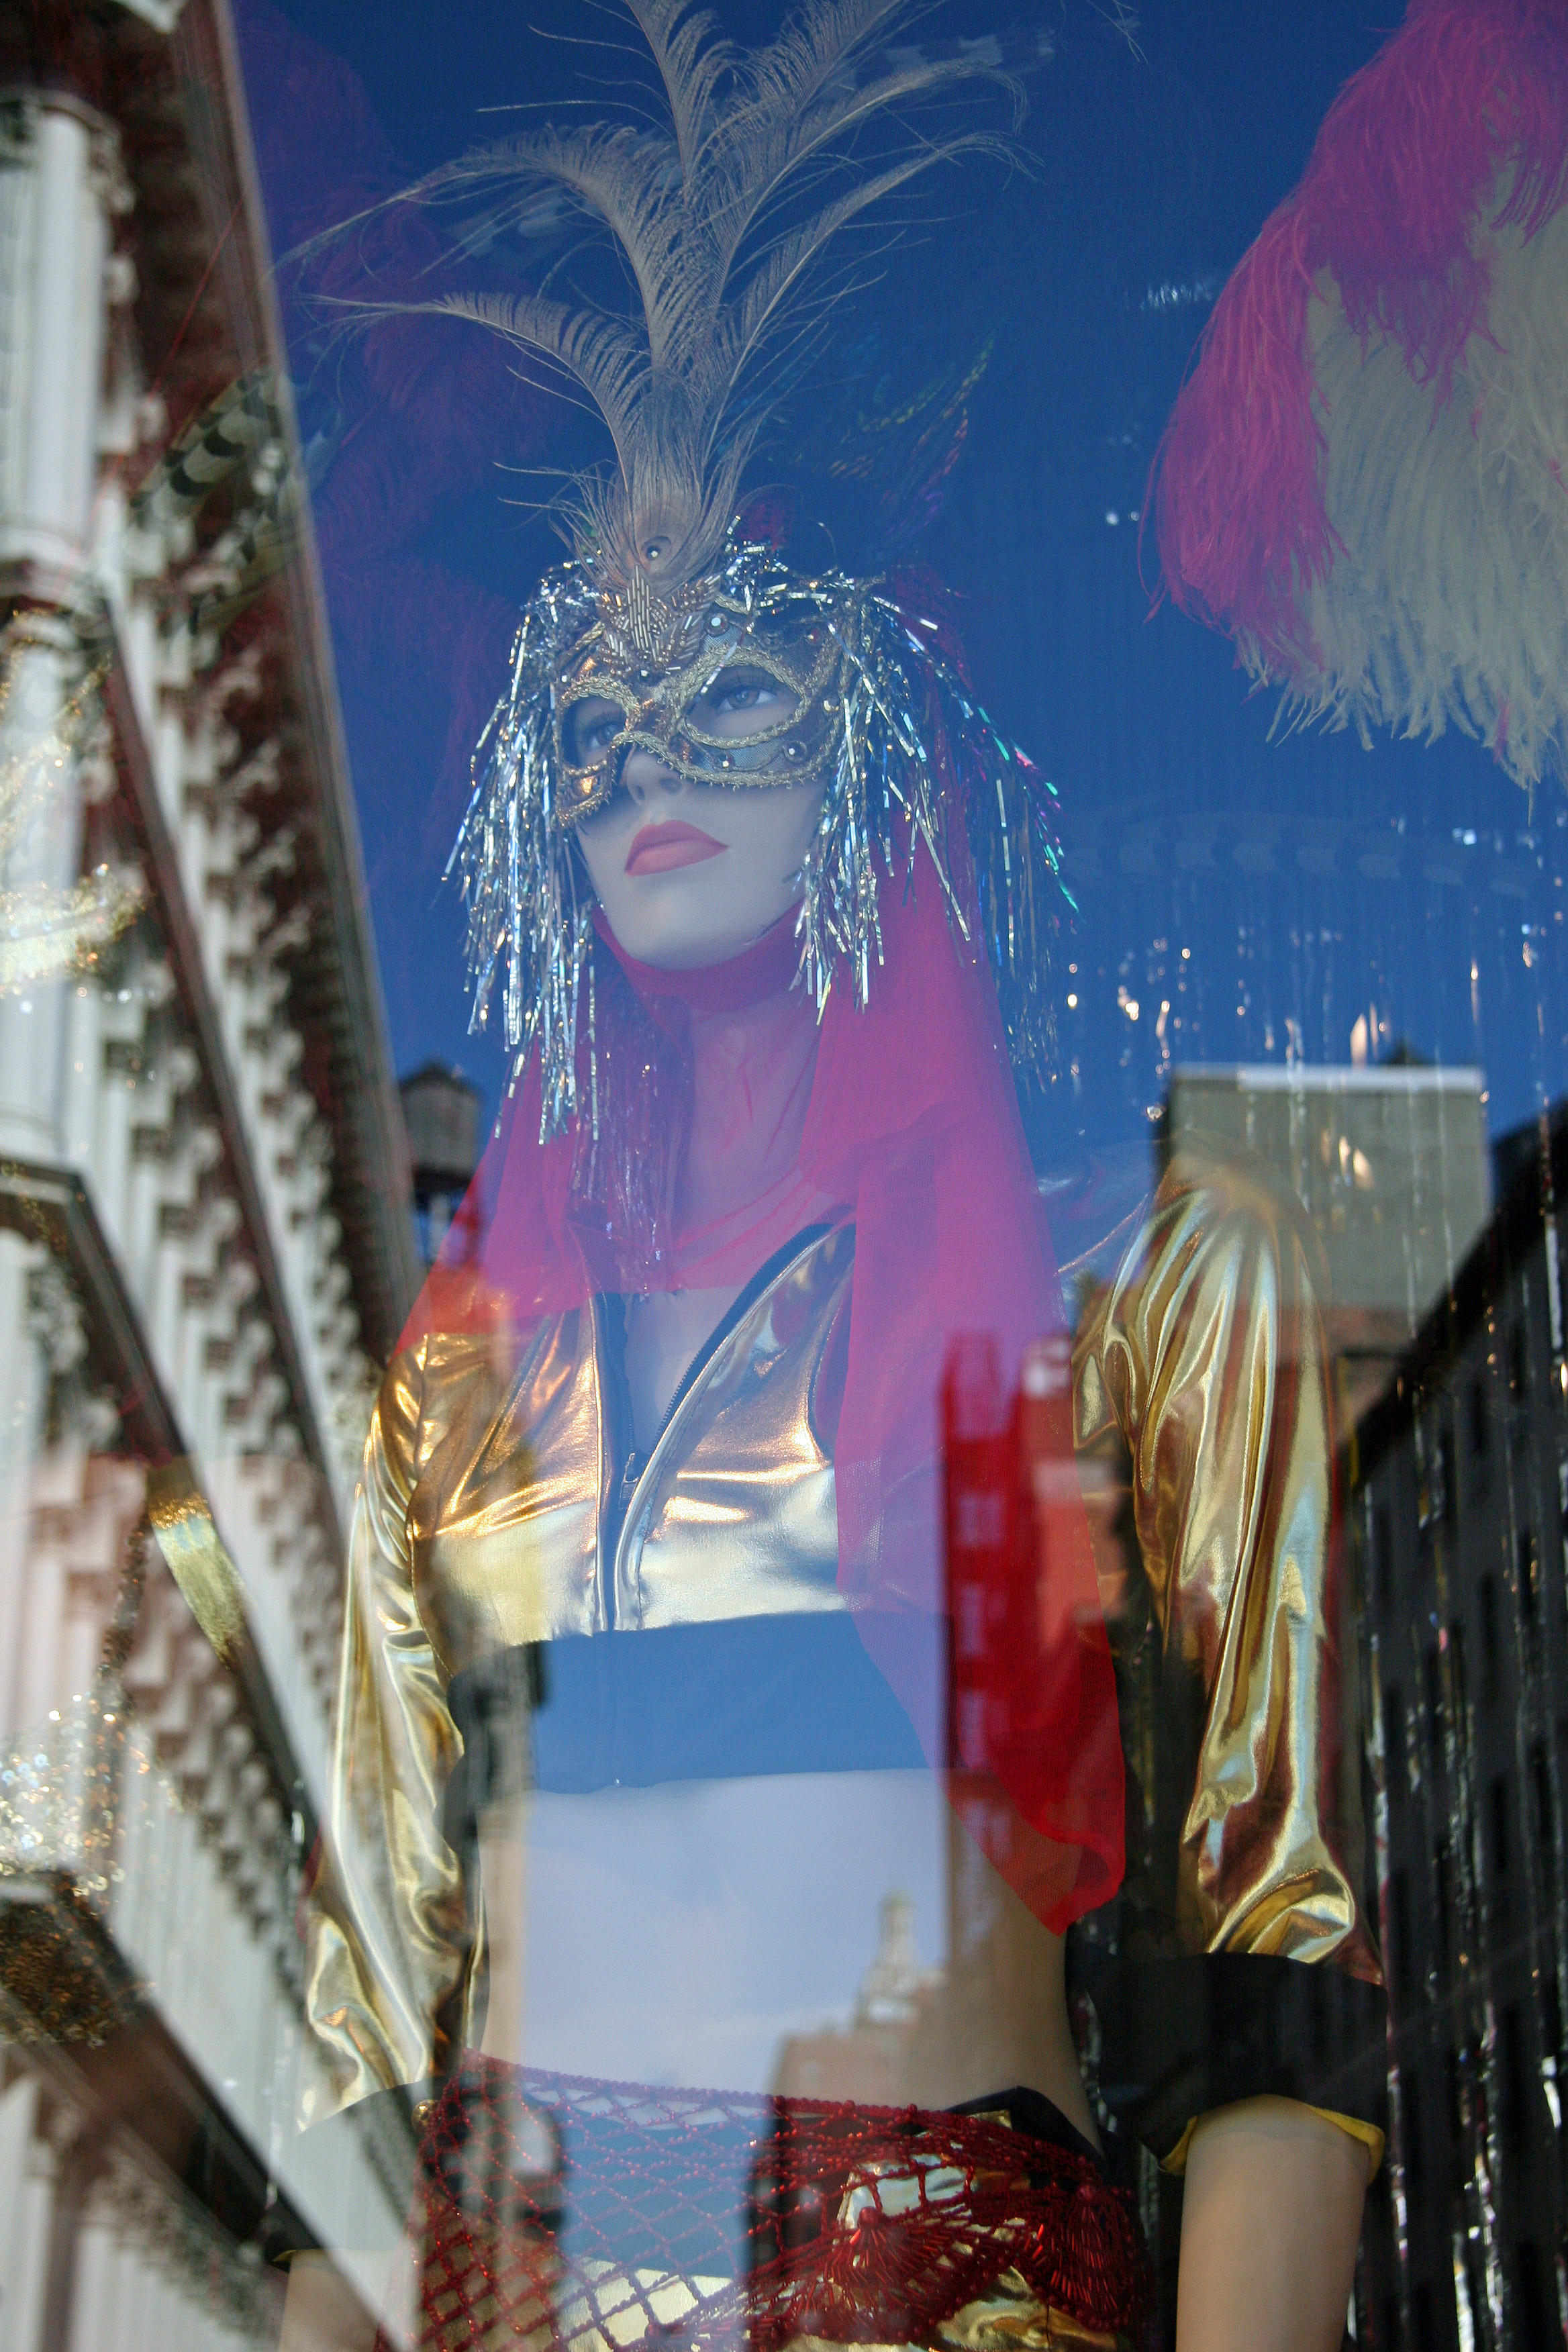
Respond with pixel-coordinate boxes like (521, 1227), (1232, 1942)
(554, 572), (846, 821)
(364, 0), (1055, 1148)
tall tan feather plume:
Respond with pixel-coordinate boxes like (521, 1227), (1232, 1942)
(336, 0), (1009, 586)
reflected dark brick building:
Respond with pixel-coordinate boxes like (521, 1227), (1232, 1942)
(1088, 1067), (1568, 2349)
(1349, 1102), (1568, 2351)
(1081, 1077), (1568, 2342)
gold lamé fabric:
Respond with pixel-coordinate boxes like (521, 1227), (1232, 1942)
(302, 1227), (853, 2120)
(305, 1159), (1381, 2128)
(1071, 1152), (1381, 1981)
(932, 2269), (1132, 2351)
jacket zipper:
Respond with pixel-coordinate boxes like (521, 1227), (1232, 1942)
(598, 1224), (838, 1624)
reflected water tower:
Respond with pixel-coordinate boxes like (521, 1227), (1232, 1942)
(399, 1063), (483, 1263)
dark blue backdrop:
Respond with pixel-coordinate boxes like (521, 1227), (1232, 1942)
(236, 1), (1566, 1178)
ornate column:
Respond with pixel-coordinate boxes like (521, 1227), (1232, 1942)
(0, 90), (128, 575)
(0, 92), (131, 1164)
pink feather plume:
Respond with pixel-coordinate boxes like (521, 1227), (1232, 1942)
(1150, 0), (1568, 673)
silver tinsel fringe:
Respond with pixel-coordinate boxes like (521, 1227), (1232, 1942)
(447, 543), (1071, 1144)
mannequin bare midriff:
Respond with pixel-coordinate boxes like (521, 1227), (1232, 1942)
(284, 761), (1367, 2352)
(473, 1789), (1097, 2135)
(280, 737), (1098, 2352)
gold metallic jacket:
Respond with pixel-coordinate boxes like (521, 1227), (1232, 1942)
(1072, 1154), (1381, 1983)
(304, 1176), (1377, 2125)
(302, 1226), (852, 2120)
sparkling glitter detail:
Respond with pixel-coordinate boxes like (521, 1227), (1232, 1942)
(0, 622), (145, 992)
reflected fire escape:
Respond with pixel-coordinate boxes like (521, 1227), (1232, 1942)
(1347, 1104), (1568, 2352)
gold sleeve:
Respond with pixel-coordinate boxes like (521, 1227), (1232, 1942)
(299, 1342), (482, 2124)
(1073, 1151), (1381, 1980)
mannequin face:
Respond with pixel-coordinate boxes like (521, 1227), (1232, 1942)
(575, 665), (826, 968)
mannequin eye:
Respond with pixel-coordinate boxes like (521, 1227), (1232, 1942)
(695, 666), (798, 729)
(562, 695), (624, 765)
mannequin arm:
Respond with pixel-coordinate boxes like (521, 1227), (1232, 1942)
(1175, 2098), (1367, 2352)
(279, 2251), (389, 2352)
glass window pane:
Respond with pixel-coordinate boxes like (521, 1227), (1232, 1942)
(1, 5), (1564, 2348)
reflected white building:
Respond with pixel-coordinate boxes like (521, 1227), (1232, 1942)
(1163, 1061), (1492, 1424)
(0, 3), (418, 2345)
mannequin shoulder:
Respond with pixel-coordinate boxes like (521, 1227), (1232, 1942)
(369, 1318), (577, 1489)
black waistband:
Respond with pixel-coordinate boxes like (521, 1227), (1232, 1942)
(948, 2084), (1103, 2170)
(444, 1613), (936, 1846)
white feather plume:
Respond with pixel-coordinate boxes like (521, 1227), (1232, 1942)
(1253, 204), (1568, 791)
(326, 0), (1010, 588)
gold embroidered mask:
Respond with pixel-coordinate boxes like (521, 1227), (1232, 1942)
(451, 524), (1073, 1139)
(551, 571), (845, 827)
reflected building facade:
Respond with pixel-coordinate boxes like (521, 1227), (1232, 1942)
(773, 1893), (946, 2108)
(1349, 1105), (1568, 2352)
(1162, 1060), (1492, 1426)
(1, 9), (1564, 2352)
(0, 4), (417, 2347)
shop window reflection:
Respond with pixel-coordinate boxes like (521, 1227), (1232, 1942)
(1487, 1781), (1512, 1912)
(1516, 1528), (1540, 1647)
(5, 0), (1568, 2339)
(1478, 1575), (1501, 1700)
(1289, 1077), (1568, 2346)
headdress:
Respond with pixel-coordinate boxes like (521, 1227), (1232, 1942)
(375, 1), (1072, 1136)
(380, 3), (1125, 1933)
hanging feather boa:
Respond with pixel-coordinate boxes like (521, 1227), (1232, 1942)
(1150, 0), (1568, 787)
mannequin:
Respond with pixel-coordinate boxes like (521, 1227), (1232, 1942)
(283, 7), (1384, 2346)
(283, 665), (1379, 2352)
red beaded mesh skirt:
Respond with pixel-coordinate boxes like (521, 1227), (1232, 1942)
(379, 2057), (1149, 2352)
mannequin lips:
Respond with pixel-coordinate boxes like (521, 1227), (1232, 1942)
(625, 820), (727, 876)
